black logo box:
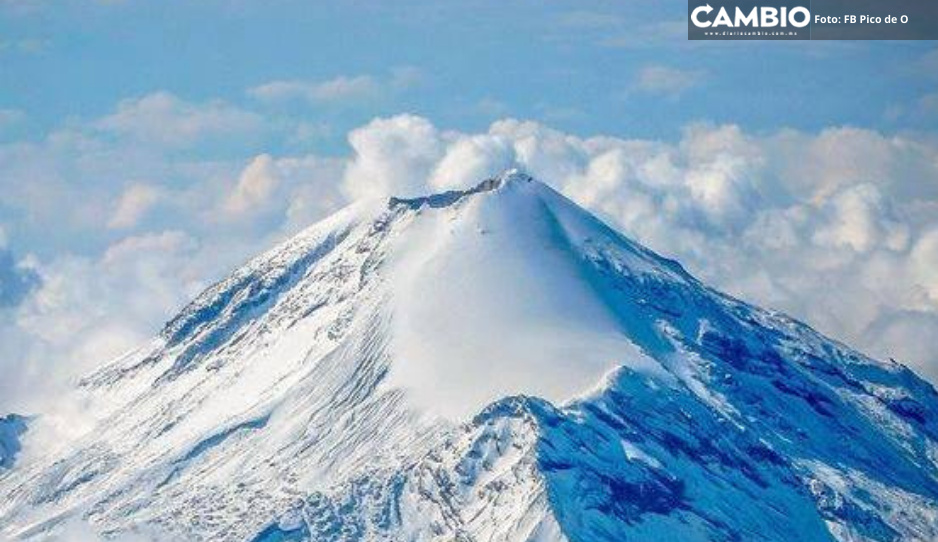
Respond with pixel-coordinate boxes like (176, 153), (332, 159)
(689, 0), (938, 40)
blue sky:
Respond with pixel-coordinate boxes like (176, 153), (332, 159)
(2, 0), (935, 149)
(1, 0), (937, 408)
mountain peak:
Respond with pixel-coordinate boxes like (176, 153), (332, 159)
(3, 170), (938, 542)
(387, 168), (534, 211)
(486, 167), (534, 189)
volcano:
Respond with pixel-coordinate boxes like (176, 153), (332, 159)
(2, 170), (937, 542)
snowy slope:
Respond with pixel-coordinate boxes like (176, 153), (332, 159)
(2, 171), (938, 541)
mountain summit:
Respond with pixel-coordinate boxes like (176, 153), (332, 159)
(2, 170), (937, 541)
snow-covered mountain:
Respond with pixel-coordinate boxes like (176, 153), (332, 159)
(2, 170), (938, 541)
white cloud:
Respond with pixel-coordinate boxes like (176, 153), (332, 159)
(95, 91), (264, 147)
(334, 114), (938, 381)
(219, 153), (346, 229)
(0, 229), (40, 308)
(222, 154), (280, 216)
(2, 109), (938, 422)
(108, 183), (163, 229)
(248, 68), (423, 106)
(911, 226), (938, 304)
(0, 95), (340, 415)
(250, 75), (380, 104)
(1, 231), (204, 412)
(474, 97), (511, 118)
(429, 135), (515, 191)
(274, 155), (347, 231)
(388, 65), (425, 89)
(866, 310), (938, 371)
(632, 65), (705, 98)
(0, 91), (336, 253)
(343, 114), (445, 199)
(811, 183), (908, 253)
(881, 91), (938, 124)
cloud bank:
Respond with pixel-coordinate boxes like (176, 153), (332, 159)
(340, 115), (938, 382)
(1, 107), (936, 416)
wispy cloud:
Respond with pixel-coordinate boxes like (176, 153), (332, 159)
(631, 65), (705, 99)
(95, 91), (265, 148)
(250, 75), (380, 104)
(221, 154), (280, 216)
(0, 38), (49, 55)
(0, 230), (40, 309)
(108, 183), (164, 230)
(882, 90), (938, 124)
(918, 92), (938, 115)
(554, 10), (624, 30)
(911, 47), (938, 78)
(598, 20), (687, 49)
(248, 67), (424, 106)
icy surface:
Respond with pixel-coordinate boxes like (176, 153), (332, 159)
(385, 173), (663, 419)
(2, 170), (938, 542)
(0, 414), (28, 470)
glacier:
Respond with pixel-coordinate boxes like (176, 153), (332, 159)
(1, 170), (937, 541)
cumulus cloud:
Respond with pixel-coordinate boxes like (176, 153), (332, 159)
(220, 153), (346, 228)
(428, 135), (515, 191)
(343, 115), (445, 199)
(0, 146), (345, 415)
(2, 109), (937, 426)
(271, 155), (347, 231)
(866, 310), (938, 370)
(911, 227), (938, 304)
(0, 90), (345, 257)
(0, 161), (339, 416)
(338, 114), (938, 380)
(811, 183), (909, 252)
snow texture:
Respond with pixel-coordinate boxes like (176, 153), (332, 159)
(2, 170), (937, 542)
